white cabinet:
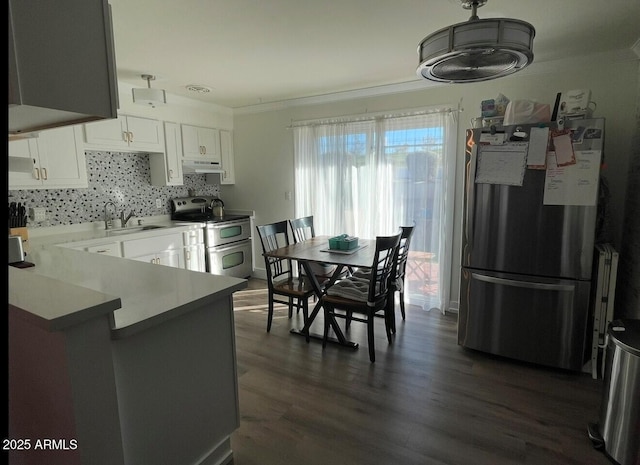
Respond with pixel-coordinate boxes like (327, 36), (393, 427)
(8, 0), (118, 135)
(219, 130), (236, 184)
(183, 229), (206, 272)
(85, 242), (122, 257)
(84, 115), (164, 152)
(9, 126), (88, 190)
(129, 249), (182, 267)
(181, 124), (220, 162)
(184, 245), (206, 272)
(122, 233), (184, 268)
(150, 122), (183, 186)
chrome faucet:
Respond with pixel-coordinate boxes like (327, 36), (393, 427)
(120, 209), (135, 228)
(103, 201), (117, 230)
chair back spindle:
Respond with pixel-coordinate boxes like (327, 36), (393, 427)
(289, 215), (315, 244)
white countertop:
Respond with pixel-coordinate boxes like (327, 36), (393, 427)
(27, 215), (203, 248)
(9, 218), (248, 338)
(9, 266), (123, 332)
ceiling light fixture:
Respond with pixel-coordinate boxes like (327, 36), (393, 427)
(416, 0), (535, 83)
(186, 84), (212, 94)
(132, 74), (167, 107)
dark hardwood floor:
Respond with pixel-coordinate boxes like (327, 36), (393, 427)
(230, 279), (609, 465)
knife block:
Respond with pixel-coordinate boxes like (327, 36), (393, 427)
(9, 227), (29, 253)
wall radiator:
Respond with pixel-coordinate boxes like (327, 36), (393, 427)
(589, 243), (619, 379)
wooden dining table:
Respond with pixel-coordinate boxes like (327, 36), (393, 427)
(263, 235), (377, 348)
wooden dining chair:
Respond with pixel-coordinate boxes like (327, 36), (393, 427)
(289, 215), (316, 244)
(320, 233), (401, 362)
(289, 215), (338, 281)
(351, 225), (414, 334)
(392, 225), (415, 323)
(256, 221), (315, 339)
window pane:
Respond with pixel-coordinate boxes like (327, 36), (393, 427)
(294, 110), (456, 311)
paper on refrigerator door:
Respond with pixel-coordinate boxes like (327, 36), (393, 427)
(526, 126), (549, 169)
(475, 142), (528, 186)
(551, 129), (576, 167)
(543, 150), (601, 205)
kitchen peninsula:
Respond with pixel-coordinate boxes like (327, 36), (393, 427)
(8, 229), (247, 465)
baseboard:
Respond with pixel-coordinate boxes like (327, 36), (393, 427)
(194, 436), (233, 465)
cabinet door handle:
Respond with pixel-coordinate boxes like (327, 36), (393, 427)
(41, 168), (48, 180)
(34, 167), (40, 180)
(186, 250), (191, 261)
(169, 169), (173, 179)
(128, 132), (134, 143)
(123, 131), (128, 143)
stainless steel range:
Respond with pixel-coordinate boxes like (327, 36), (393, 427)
(171, 196), (252, 278)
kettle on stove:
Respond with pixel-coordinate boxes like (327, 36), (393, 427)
(210, 198), (225, 217)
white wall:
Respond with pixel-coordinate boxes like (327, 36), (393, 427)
(616, 60), (640, 319)
(230, 53), (640, 311)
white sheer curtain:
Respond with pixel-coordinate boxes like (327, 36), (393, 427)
(294, 107), (457, 313)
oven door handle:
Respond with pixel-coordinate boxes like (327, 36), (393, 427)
(208, 219), (249, 229)
(209, 240), (251, 252)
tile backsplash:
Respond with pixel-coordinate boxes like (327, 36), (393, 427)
(8, 151), (219, 228)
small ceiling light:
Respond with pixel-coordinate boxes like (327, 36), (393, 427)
(186, 84), (212, 94)
(132, 74), (167, 107)
(417, 0), (535, 83)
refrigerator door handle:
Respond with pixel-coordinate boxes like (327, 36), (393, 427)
(471, 273), (575, 292)
(464, 143), (478, 258)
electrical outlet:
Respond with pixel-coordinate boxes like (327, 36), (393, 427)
(29, 207), (46, 222)
(155, 199), (163, 209)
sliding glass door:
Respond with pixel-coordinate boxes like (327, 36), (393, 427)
(293, 107), (457, 312)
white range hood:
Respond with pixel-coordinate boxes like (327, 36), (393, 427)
(182, 160), (224, 174)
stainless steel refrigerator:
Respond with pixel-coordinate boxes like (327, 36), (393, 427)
(458, 118), (605, 371)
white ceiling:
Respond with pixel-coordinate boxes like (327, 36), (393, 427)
(108, 0), (640, 109)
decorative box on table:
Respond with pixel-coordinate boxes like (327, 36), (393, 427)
(329, 234), (359, 250)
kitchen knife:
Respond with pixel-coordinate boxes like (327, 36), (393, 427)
(18, 204), (26, 227)
(9, 202), (16, 228)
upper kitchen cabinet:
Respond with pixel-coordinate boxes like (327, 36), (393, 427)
(9, 126), (88, 190)
(8, 0), (118, 135)
(84, 115), (164, 153)
(149, 122), (184, 187)
(219, 130), (236, 185)
(181, 125), (221, 163)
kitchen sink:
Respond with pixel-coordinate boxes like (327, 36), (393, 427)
(106, 225), (167, 235)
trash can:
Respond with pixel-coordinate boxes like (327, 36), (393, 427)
(588, 319), (640, 465)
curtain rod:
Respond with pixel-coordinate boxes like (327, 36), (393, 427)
(287, 102), (462, 129)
